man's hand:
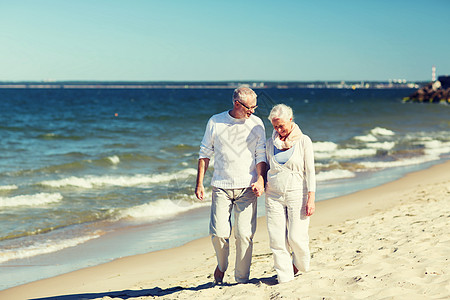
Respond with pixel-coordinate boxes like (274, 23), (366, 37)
(195, 158), (209, 201)
(195, 184), (205, 201)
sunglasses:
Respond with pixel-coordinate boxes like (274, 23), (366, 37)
(236, 100), (258, 110)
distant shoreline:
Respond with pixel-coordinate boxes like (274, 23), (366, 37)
(0, 80), (424, 90)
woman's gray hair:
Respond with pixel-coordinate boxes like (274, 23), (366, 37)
(268, 104), (293, 122)
(232, 86), (257, 104)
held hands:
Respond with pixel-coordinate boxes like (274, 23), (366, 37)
(251, 178), (265, 197)
(306, 192), (316, 216)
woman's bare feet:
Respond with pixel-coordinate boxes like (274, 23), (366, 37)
(293, 264), (299, 275)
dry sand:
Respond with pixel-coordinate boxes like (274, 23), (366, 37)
(1, 160), (449, 300)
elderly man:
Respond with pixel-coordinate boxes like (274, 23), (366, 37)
(195, 87), (267, 284)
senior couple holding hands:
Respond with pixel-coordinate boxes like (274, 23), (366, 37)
(195, 86), (316, 285)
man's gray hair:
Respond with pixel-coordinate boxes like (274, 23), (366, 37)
(232, 86), (257, 104)
(268, 104), (293, 122)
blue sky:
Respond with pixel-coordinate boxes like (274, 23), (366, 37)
(1, 0), (449, 82)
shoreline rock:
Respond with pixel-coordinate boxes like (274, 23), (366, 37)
(403, 75), (450, 103)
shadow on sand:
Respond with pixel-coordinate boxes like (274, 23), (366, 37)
(30, 275), (278, 300)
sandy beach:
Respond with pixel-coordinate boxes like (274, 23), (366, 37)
(1, 160), (449, 300)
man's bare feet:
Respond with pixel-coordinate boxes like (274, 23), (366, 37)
(214, 266), (224, 284)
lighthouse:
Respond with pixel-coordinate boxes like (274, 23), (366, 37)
(432, 66), (436, 82)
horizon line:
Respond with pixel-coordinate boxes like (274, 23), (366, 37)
(0, 79), (434, 84)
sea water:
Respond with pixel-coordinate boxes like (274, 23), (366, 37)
(0, 87), (449, 289)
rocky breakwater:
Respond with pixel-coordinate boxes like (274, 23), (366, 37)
(404, 76), (450, 103)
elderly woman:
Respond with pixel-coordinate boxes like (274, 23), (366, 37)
(265, 104), (316, 284)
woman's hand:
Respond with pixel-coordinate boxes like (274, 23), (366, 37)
(306, 192), (315, 216)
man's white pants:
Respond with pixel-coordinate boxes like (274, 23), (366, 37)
(210, 187), (257, 283)
(266, 188), (310, 283)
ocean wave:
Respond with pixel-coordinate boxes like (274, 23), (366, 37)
(0, 125), (23, 131)
(316, 169), (356, 181)
(370, 127), (395, 136)
(421, 140), (450, 155)
(38, 161), (89, 174)
(0, 185), (18, 191)
(117, 198), (210, 221)
(162, 143), (199, 153)
(89, 153), (170, 167)
(314, 147), (377, 160)
(0, 193), (63, 208)
(0, 234), (100, 264)
(335, 148), (378, 158)
(358, 138), (450, 170)
(314, 139), (378, 159)
(40, 153), (159, 174)
(107, 155), (120, 165)
(360, 154), (440, 169)
(15, 153), (169, 177)
(37, 133), (83, 140)
(91, 155), (122, 167)
(313, 141), (338, 152)
(354, 127), (395, 142)
(354, 134), (378, 142)
(119, 153), (170, 163)
(39, 168), (197, 188)
(366, 142), (396, 150)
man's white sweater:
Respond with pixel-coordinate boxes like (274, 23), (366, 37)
(199, 111), (266, 189)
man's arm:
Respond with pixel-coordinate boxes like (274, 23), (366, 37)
(196, 116), (214, 201)
(195, 158), (210, 201)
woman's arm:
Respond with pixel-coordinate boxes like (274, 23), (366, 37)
(304, 136), (316, 216)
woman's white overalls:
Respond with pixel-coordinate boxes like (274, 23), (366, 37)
(265, 135), (315, 283)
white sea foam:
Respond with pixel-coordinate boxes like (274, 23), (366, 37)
(314, 162), (330, 168)
(313, 141), (338, 152)
(314, 140), (378, 159)
(314, 147), (377, 159)
(117, 198), (210, 221)
(354, 127), (395, 142)
(420, 140), (450, 154)
(421, 140), (442, 148)
(316, 169), (356, 181)
(366, 142), (396, 150)
(0, 193), (63, 208)
(0, 234), (100, 264)
(0, 185), (18, 191)
(360, 154), (440, 169)
(107, 155), (120, 165)
(354, 134), (378, 142)
(370, 127), (395, 136)
(424, 142), (450, 158)
(313, 141), (338, 159)
(40, 168), (197, 189)
(359, 139), (450, 169)
(335, 148), (377, 158)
